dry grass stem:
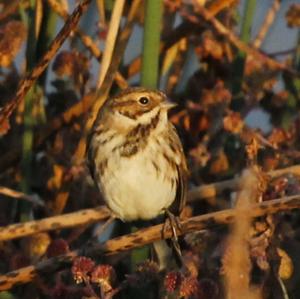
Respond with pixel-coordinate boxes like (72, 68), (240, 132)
(252, 0), (281, 49)
(0, 186), (44, 206)
(223, 168), (263, 299)
(207, 0), (238, 16)
(96, 0), (106, 26)
(96, 0), (125, 88)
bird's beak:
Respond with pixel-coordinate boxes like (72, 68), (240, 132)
(162, 100), (177, 110)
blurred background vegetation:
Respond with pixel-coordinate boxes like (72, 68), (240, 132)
(0, 0), (300, 298)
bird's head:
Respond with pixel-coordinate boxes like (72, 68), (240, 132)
(108, 87), (176, 124)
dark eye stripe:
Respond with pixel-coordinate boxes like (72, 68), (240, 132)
(112, 99), (136, 108)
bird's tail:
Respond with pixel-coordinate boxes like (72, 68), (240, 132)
(152, 239), (183, 270)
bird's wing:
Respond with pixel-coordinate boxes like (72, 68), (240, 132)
(168, 124), (188, 216)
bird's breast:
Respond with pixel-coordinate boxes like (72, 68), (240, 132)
(95, 137), (178, 221)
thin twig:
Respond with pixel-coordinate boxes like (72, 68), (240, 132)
(97, 0), (125, 88)
(252, 0), (281, 49)
(268, 48), (296, 57)
(96, 0), (106, 26)
(0, 194), (299, 291)
(47, 0), (101, 59)
(0, 0), (93, 132)
(188, 164), (300, 201)
(0, 186), (44, 207)
(207, 0), (237, 16)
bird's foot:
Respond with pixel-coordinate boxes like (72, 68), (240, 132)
(163, 210), (183, 259)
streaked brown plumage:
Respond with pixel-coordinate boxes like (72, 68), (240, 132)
(87, 87), (187, 222)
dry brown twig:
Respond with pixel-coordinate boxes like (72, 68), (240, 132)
(96, 0), (106, 26)
(96, 0), (126, 88)
(0, 206), (110, 241)
(0, 0), (93, 133)
(206, 0), (237, 16)
(0, 194), (300, 291)
(1, 164), (300, 242)
(252, 0), (281, 49)
(188, 164), (300, 201)
(0, 186), (44, 207)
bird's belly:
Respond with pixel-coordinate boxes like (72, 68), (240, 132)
(99, 153), (177, 221)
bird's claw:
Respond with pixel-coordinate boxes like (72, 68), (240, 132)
(163, 210), (183, 258)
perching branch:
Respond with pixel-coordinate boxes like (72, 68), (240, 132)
(1, 164), (300, 241)
(0, 194), (300, 291)
(0, 206), (110, 241)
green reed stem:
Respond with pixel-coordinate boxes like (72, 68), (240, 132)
(240, 0), (257, 43)
(20, 0), (42, 221)
(141, 0), (163, 88)
(131, 0), (163, 270)
(20, 1), (36, 194)
(232, 0), (256, 98)
(37, 2), (57, 88)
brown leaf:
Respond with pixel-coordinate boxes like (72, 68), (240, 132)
(277, 247), (293, 280)
(0, 116), (10, 136)
(47, 164), (65, 190)
(268, 128), (293, 147)
(53, 50), (90, 89)
(223, 111), (244, 134)
(286, 4), (300, 27)
(196, 31), (224, 60)
(0, 21), (27, 67)
(201, 80), (232, 108)
(209, 150), (229, 175)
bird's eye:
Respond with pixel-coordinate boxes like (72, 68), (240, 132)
(138, 96), (149, 105)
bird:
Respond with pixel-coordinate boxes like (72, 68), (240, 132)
(87, 87), (188, 266)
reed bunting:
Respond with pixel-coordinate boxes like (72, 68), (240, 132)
(87, 88), (188, 266)
(87, 87), (187, 225)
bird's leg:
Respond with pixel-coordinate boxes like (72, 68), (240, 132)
(93, 215), (116, 239)
(163, 209), (183, 259)
(83, 214), (117, 250)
